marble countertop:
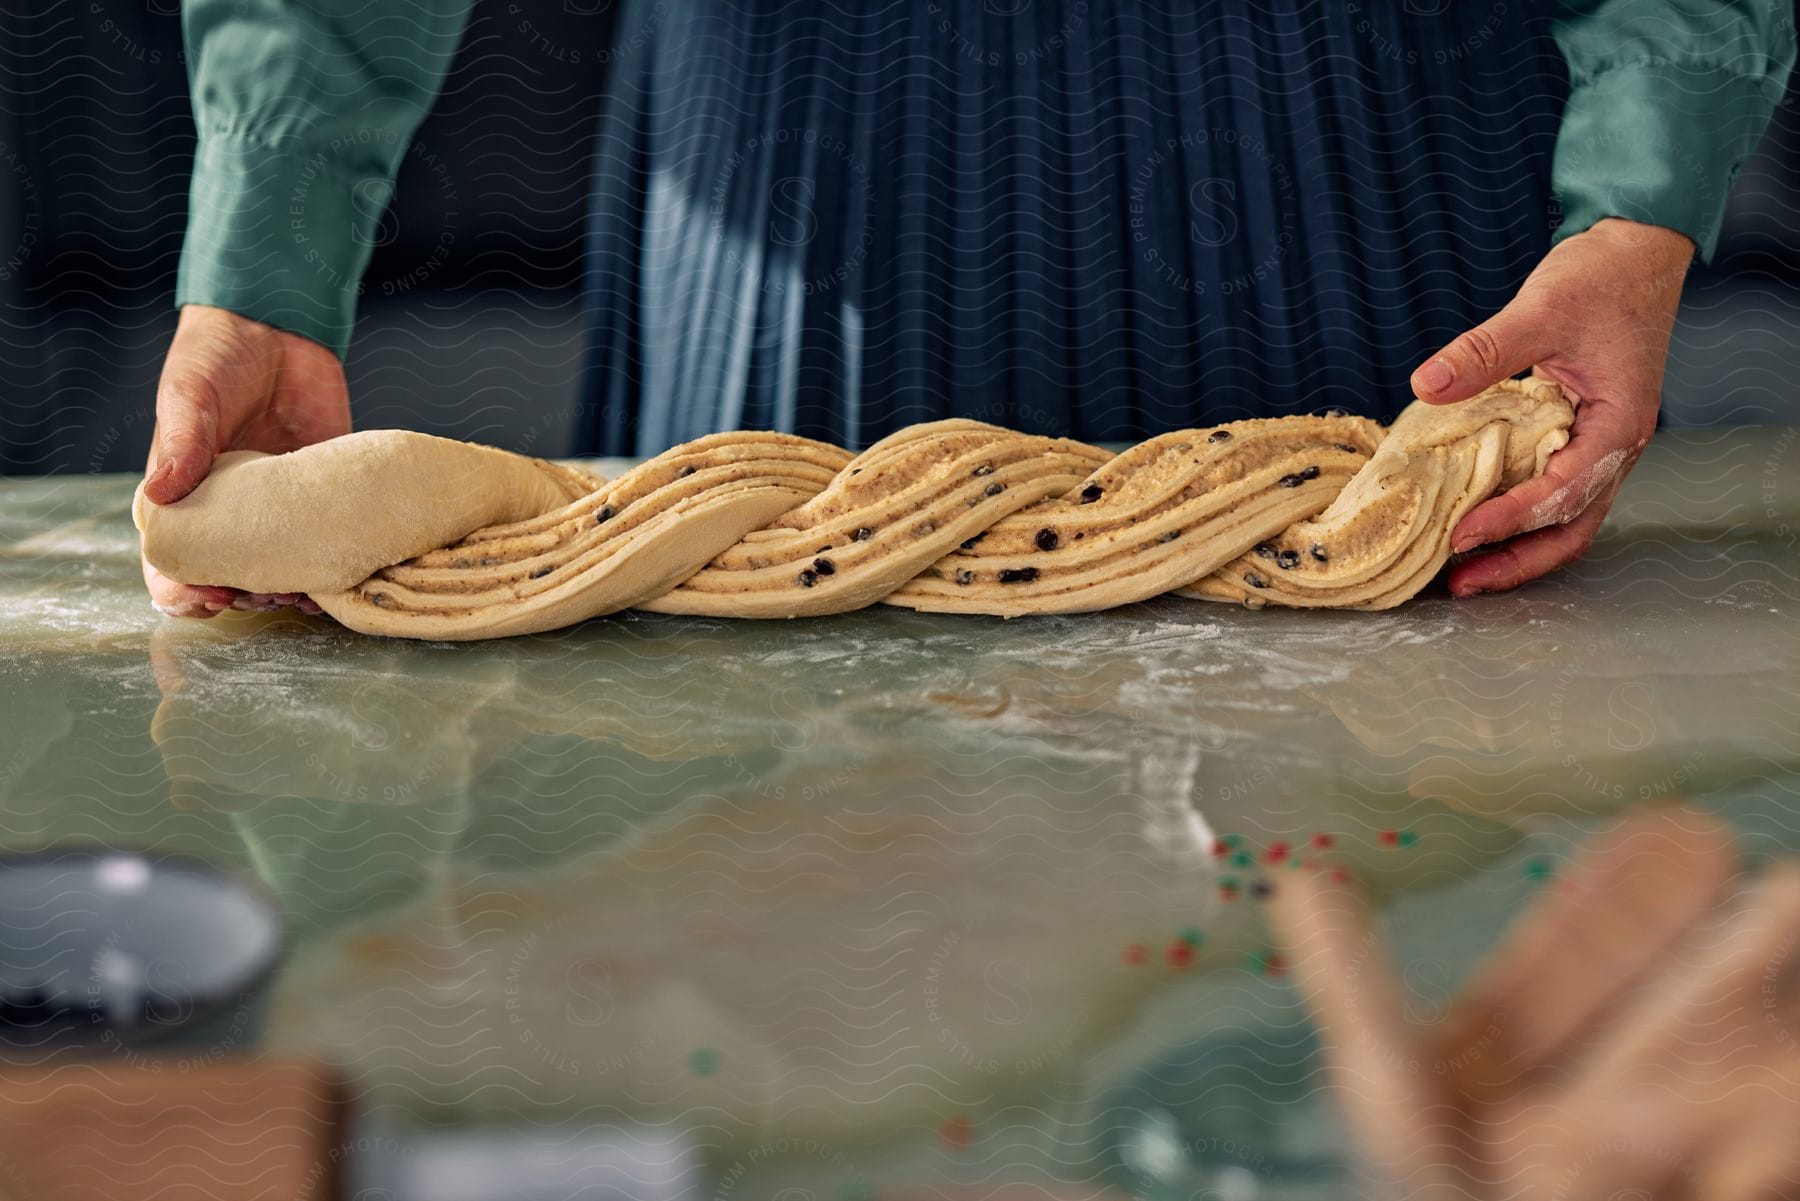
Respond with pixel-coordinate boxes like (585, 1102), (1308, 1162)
(3, 426), (1798, 1198)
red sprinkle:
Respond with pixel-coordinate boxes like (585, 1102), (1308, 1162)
(938, 1115), (975, 1150)
(1122, 942), (1149, 966)
(1166, 940), (1196, 969)
(1265, 841), (1291, 864)
(1379, 829), (1401, 848)
(1310, 833), (1334, 850)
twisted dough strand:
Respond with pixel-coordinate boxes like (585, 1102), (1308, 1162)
(1179, 379), (1572, 609)
(137, 380), (1572, 639)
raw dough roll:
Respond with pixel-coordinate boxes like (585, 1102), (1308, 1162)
(134, 430), (600, 595)
(134, 380), (1574, 638)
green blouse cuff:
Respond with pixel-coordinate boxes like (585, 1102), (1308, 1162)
(175, 134), (394, 357)
(1552, 60), (1787, 262)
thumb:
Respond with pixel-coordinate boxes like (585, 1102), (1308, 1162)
(144, 374), (223, 505)
(144, 307), (273, 505)
(1410, 293), (1555, 405)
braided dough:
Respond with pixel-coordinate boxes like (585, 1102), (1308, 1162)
(134, 380), (1572, 639)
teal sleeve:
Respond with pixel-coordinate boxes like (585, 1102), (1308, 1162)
(176, 0), (474, 355)
(1551, 0), (1797, 261)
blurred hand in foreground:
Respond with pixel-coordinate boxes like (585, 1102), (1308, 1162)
(1272, 806), (1800, 1200)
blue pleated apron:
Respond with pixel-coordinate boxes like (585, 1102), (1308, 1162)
(575, 0), (1568, 455)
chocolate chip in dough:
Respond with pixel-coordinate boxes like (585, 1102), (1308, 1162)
(812, 557), (836, 575)
(1208, 430), (1232, 443)
(1035, 528), (1059, 551)
(998, 567), (1040, 584)
(853, 526), (874, 542)
(1079, 484), (1104, 504)
(798, 569), (819, 588)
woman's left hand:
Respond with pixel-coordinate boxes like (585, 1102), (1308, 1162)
(1408, 216), (1694, 597)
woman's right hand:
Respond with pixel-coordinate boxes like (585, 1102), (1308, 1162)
(141, 304), (352, 617)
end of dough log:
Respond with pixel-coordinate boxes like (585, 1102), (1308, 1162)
(134, 430), (602, 595)
(1177, 378), (1574, 610)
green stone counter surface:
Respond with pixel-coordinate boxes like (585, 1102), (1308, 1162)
(3, 427), (1799, 1199)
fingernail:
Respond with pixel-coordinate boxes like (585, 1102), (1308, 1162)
(146, 461), (174, 489)
(1452, 533), (1482, 553)
(1414, 359), (1454, 394)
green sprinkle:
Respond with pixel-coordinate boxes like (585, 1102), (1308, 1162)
(1179, 927), (1203, 947)
(688, 1047), (719, 1076)
(1230, 851), (1254, 868)
(1221, 833), (1245, 849)
(1525, 858), (1554, 881)
(1246, 948), (1286, 977)
(1397, 830), (1418, 848)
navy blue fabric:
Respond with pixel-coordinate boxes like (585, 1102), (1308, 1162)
(575, 1), (1570, 456)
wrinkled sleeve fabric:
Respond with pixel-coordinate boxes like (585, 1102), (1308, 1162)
(176, 0), (472, 356)
(1551, 0), (1797, 262)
